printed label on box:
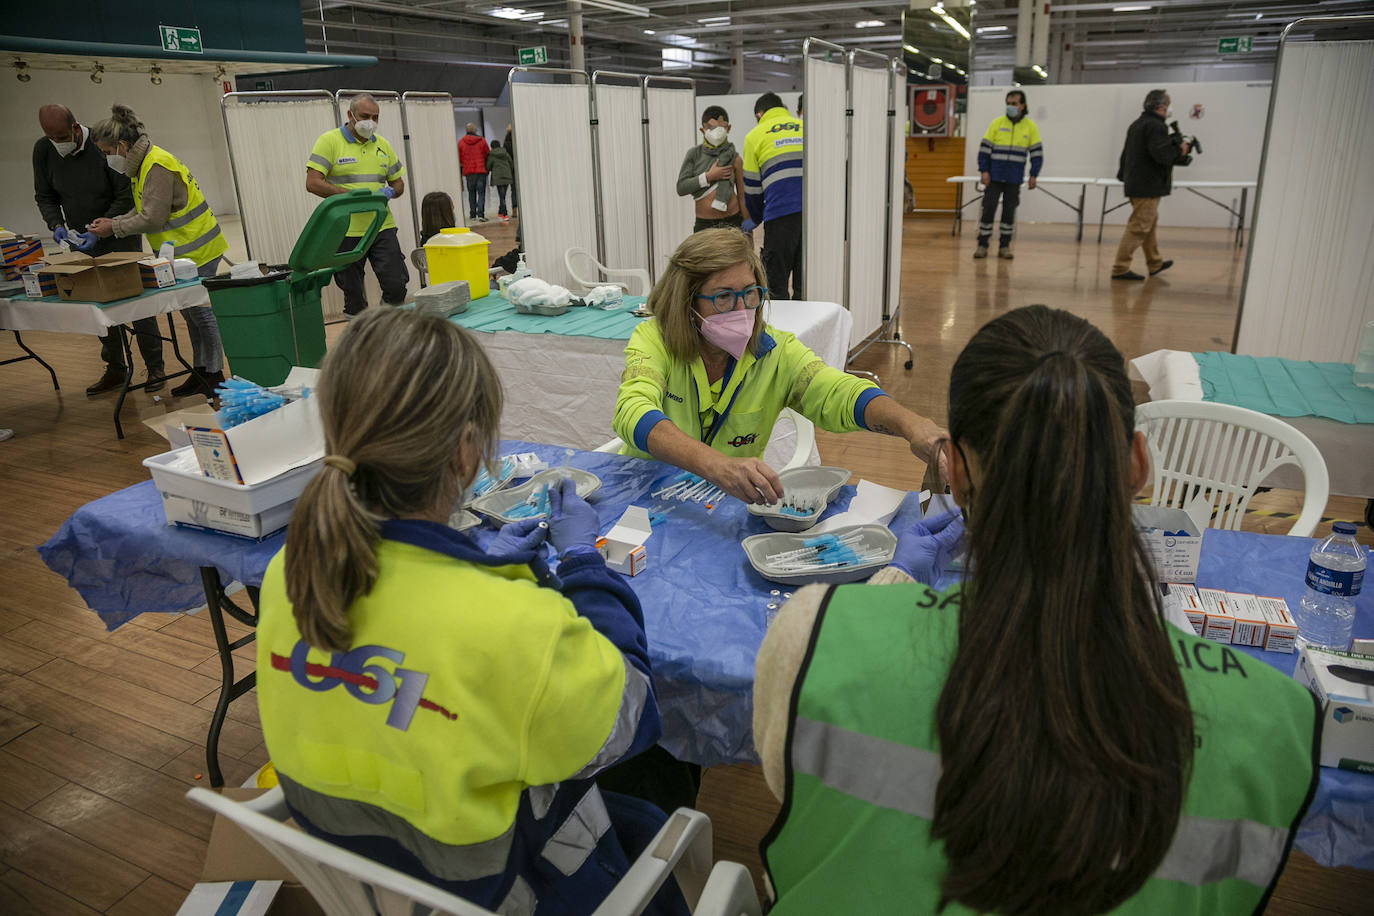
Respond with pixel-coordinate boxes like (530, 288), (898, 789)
(1225, 592), (1269, 648)
(186, 426), (244, 483)
(1197, 587), (1236, 643)
(1255, 595), (1296, 654)
(1165, 583), (1204, 635)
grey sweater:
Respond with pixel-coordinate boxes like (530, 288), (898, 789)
(676, 142), (737, 209)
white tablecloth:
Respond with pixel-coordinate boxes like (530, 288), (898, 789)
(1130, 349), (1374, 499)
(0, 282), (210, 338)
(479, 299), (853, 466)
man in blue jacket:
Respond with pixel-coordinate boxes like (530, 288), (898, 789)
(974, 90), (1043, 260)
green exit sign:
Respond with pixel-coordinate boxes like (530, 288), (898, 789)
(518, 46), (548, 66)
(160, 25), (203, 54)
(1217, 36), (1253, 54)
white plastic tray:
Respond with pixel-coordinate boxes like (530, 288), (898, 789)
(742, 524), (896, 586)
(143, 445), (322, 515)
(469, 467), (600, 524)
(747, 466), (850, 532)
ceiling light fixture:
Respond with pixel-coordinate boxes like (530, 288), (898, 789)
(488, 6), (543, 20)
(150, 65), (163, 85)
(977, 25), (1008, 33)
(1112, 5), (1153, 11)
(698, 16), (730, 26)
(213, 64), (227, 80)
(931, 5), (971, 40)
(14, 59), (31, 82)
(855, 20), (885, 28)
(644, 29), (655, 34)
(90, 62), (103, 84)
(579, 0), (650, 17)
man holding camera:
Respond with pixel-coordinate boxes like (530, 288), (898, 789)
(1111, 88), (1191, 280)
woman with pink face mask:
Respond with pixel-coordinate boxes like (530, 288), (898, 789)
(612, 229), (945, 504)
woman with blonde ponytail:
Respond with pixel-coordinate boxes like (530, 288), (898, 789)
(754, 305), (1321, 915)
(87, 104), (227, 399)
(256, 308), (682, 915)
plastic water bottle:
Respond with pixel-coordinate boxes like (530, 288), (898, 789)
(1297, 522), (1366, 651)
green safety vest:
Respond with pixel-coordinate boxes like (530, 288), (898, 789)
(132, 145), (227, 268)
(762, 582), (1321, 914)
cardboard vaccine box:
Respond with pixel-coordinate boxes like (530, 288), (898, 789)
(1294, 645), (1374, 773)
(22, 264), (56, 298)
(41, 251), (146, 302)
(1163, 583), (1204, 634)
(1225, 592), (1270, 648)
(139, 256), (177, 288)
(1254, 595), (1297, 654)
(596, 505), (652, 576)
(0, 234), (43, 280)
(1133, 502), (1206, 583)
(1197, 587), (1236, 643)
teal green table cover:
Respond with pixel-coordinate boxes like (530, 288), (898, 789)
(1194, 351), (1374, 424)
(449, 293), (648, 339)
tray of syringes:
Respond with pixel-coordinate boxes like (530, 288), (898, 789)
(746, 465), (851, 532)
(742, 524), (897, 586)
(468, 467), (601, 524)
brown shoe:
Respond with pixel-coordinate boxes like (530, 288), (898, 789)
(144, 365), (166, 393)
(85, 367), (126, 396)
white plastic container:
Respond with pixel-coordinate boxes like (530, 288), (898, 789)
(1354, 319), (1374, 390)
(143, 445), (321, 539)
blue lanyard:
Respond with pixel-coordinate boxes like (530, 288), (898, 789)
(696, 358), (743, 446)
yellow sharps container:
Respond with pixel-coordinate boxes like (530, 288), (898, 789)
(424, 227), (490, 297)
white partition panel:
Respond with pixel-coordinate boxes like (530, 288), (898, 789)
(645, 79), (698, 280)
(1238, 36), (1374, 362)
(222, 93), (339, 265)
(592, 77), (650, 272)
(511, 74), (598, 291)
(887, 63), (907, 327)
(846, 59), (889, 350)
(402, 93), (466, 240)
(803, 47), (848, 306)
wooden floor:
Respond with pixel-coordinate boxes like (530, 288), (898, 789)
(1, 218), (1370, 914)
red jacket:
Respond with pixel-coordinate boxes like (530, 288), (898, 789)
(458, 133), (490, 175)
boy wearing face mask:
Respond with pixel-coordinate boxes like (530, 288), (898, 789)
(974, 90), (1043, 260)
(676, 106), (746, 233)
(305, 94), (409, 318)
(32, 104), (165, 395)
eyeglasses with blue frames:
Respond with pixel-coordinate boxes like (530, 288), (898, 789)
(695, 285), (768, 314)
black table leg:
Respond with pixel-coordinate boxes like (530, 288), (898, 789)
(3, 331), (60, 390)
(107, 313), (212, 439)
(111, 327), (135, 440)
(200, 567), (260, 789)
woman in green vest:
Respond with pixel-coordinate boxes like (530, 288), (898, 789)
(612, 228), (945, 504)
(754, 305), (1321, 914)
(87, 104), (227, 399)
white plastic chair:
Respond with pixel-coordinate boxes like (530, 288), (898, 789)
(565, 247), (653, 297)
(594, 407), (817, 473)
(410, 248), (428, 286)
(1135, 399), (1330, 537)
(186, 786), (759, 916)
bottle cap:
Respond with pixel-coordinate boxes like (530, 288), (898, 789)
(1331, 522), (1358, 535)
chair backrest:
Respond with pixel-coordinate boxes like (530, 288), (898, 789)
(1135, 399), (1330, 537)
(776, 407), (816, 472)
(565, 247), (600, 290)
(186, 787), (498, 916)
(411, 248), (429, 286)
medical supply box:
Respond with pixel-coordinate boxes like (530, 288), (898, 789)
(597, 506), (653, 577)
(139, 256), (177, 288)
(39, 251), (145, 302)
(142, 370), (325, 538)
(0, 233), (43, 280)
(1294, 645), (1374, 772)
(22, 264), (56, 298)
(1133, 503), (1204, 583)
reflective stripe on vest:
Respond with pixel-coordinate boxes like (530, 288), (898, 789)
(133, 145), (227, 268)
(790, 715), (1292, 888)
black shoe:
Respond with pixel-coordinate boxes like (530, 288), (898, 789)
(1112, 270), (1146, 281)
(144, 365), (166, 393)
(170, 368), (208, 398)
(85, 367), (126, 396)
(1149, 260), (1174, 276)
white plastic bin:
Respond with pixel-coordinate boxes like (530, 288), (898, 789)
(143, 446), (321, 539)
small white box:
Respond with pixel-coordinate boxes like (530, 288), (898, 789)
(144, 446), (320, 539)
(1134, 503), (1205, 583)
(1197, 587), (1236, 643)
(1164, 583), (1204, 634)
(596, 506), (652, 577)
(1226, 592), (1269, 648)
(158, 491), (297, 540)
(1294, 645), (1374, 772)
(139, 256), (176, 288)
(1255, 595), (1297, 654)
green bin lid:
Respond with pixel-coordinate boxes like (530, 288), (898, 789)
(287, 189), (391, 281)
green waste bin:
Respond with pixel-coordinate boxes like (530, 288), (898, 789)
(204, 189), (390, 386)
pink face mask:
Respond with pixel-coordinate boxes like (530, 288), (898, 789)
(697, 308), (754, 360)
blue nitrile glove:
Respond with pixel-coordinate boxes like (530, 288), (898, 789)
(488, 517), (549, 556)
(890, 510), (965, 585)
(52, 226), (69, 245)
(740, 218), (757, 233)
(74, 231), (98, 252)
(379, 186), (396, 200)
(548, 476), (600, 554)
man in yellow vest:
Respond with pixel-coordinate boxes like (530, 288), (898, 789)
(306, 94), (409, 318)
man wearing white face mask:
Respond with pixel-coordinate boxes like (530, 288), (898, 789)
(32, 104), (164, 395)
(306, 94), (409, 317)
(676, 106), (746, 233)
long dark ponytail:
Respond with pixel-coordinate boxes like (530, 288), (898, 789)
(931, 305), (1194, 915)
